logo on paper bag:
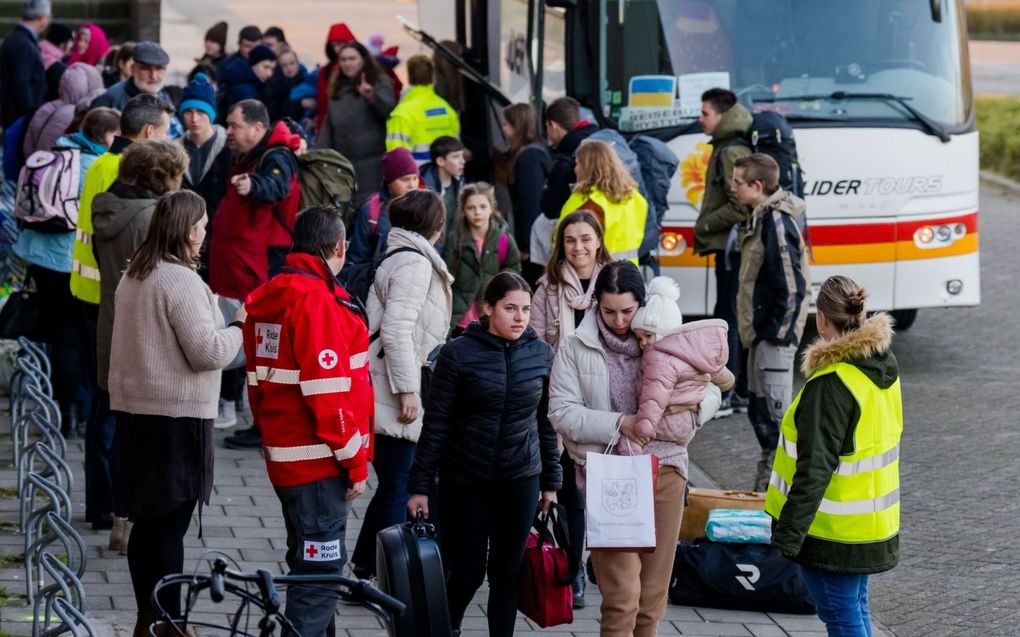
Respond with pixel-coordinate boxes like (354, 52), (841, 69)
(601, 478), (637, 517)
(303, 539), (342, 562)
(255, 323), (281, 359)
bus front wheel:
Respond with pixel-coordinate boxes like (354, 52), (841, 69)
(890, 309), (918, 331)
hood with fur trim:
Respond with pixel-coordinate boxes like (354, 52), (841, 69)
(801, 312), (897, 385)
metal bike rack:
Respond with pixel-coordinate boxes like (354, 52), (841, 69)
(26, 511), (87, 611)
(32, 552), (88, 637)
(4, 340), (95, 635)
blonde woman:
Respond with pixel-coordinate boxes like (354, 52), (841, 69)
(559, 139), (648, 264)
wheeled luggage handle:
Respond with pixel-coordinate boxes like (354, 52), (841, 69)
(410, 510), (437, 538)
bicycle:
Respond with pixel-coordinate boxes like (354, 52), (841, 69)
(150, 555), (406, 636)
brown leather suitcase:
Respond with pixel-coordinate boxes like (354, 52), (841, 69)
(679, 489), (765, 542)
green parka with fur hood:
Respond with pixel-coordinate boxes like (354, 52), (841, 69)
(771, 312), (900, 575)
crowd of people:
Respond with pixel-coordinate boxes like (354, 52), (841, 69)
(0, 3), (902, 637)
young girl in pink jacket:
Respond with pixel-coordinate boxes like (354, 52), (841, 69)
(615, 277), (734, 476)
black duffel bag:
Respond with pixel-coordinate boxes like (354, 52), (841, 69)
(669, 540), (814, 614)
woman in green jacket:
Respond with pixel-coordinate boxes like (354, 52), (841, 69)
(766, 275), (901, 637)
(442, 182), (521, 333)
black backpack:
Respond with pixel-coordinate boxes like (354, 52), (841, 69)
(716, 111), (805, 198)
(338, 244), (422, 306)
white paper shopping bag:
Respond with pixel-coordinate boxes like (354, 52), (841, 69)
(585, 452), (659, 552)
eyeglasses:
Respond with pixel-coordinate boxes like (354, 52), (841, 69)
(732, 178), (751, 187)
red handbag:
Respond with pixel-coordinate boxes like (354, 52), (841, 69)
(518, 504), (575, 628)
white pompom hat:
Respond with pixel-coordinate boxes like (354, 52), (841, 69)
(632, 276), (684, 336)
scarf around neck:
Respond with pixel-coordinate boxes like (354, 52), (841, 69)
(596, 311), (642, 415)
(557, 262), (601, 341)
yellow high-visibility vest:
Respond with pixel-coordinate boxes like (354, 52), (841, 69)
(560, 187), (647, 264)
(385, 85), (460, 163)
(70, 153), (122, 304)
(765, 362), (902, 544)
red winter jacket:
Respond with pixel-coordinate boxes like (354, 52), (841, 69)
(244, 253), (374, 487)
(209, 121), (302, 300)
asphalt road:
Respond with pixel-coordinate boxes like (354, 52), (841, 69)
(690, 181), (1020, 636)
(970, 40), (1020, 96)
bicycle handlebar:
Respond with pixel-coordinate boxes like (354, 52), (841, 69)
(208, 558), (406, 616)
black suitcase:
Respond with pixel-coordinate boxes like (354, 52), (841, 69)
(376, 513), (452, 637)
(669, 540), (815, 614)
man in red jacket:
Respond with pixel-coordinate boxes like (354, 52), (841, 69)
(214, 98), (303, 449)
(243, 205), (373, 636)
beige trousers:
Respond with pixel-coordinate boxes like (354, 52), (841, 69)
(591, 467), (687, 637)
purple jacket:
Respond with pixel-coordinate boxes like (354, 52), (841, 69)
(23, 63), (104, 157)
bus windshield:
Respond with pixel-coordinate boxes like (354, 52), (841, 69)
(601, 0), (972, 133)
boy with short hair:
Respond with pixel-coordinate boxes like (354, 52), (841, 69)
(732, 153), (811, 491)
(421, 135), (465, 232)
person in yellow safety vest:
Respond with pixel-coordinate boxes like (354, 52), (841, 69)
(384, 54), (460, 163)
(71, 94), (174, 303)
(559, 139), (647, 265)
(765, 275), (901, 637)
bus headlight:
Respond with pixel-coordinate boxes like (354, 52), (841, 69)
(660, 232), (686, 255)
(914, 224), (965, 249)
(946, 279), (963, 295)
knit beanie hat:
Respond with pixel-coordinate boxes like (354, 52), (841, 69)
(381, 147), (420, 185)
(631, 276), (684, 336)
(205, 21), (228, 51)
(179, 73), (217, 121)
(248, 45), (277, 67)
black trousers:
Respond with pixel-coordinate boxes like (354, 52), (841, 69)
(29, 266), (86, 424)
(557, 451), (585, 572)
(713, 251), (747, 396)
(127, 499), (197, 617)
(276, 476), (351, 637)
(439, 475), (539, 636)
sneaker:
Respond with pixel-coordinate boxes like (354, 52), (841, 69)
(730, 392), (750, 414)
(214, 399), (237, 430)
(713, 395), (734, 419)
(224, 426), (262, 450)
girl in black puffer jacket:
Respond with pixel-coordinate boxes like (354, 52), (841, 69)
(407, 272), (562, 637)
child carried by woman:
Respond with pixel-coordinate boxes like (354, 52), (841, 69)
(616, 276), (733, 477)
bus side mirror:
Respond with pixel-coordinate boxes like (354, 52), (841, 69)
(929, 0), (942, 22)
(546, 0), (577, 7)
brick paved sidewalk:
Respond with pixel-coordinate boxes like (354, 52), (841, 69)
(0, 414), (892, 637)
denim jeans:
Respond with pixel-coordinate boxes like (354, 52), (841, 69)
(799, 565), (873, 637)
(350, 435), (418, 576)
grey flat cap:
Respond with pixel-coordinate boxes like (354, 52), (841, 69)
(132, 41), (170, 66)
(22, 0), (51, 20)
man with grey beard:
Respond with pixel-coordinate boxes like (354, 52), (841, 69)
(91, 41), (183, 138)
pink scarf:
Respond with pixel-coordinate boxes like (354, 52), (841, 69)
(556, 262), (601, 341)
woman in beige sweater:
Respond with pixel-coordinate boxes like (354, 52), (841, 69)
(108, 190), (244, 633)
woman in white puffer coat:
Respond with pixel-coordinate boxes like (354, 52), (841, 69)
(351, 189), (453, 578)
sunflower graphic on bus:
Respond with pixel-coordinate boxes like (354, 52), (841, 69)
(680, 142), (713, 207)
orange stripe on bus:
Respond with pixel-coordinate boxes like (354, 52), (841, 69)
(658, 234), (978, 268)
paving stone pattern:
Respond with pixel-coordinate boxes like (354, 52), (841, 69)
(0, 420), (862, 636)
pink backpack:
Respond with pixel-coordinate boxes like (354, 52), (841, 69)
(14, 148), (82, 232)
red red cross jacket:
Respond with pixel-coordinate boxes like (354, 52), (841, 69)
(243, 252), (373, 487)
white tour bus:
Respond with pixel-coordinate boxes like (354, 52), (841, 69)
(411, 0), (979, 329)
